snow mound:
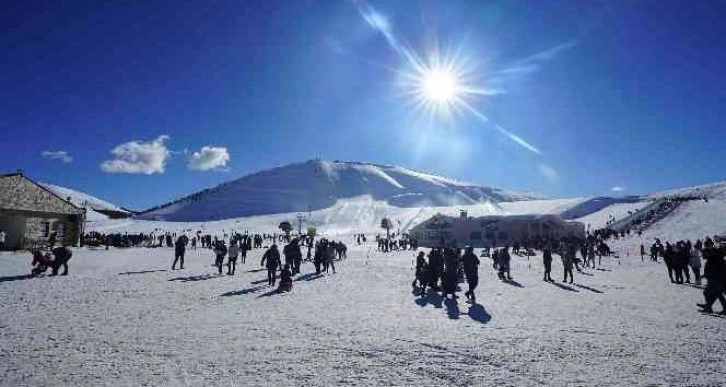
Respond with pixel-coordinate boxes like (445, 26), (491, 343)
(137, 160), (540, 222)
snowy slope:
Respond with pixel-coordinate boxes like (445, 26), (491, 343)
(41, 183), (130, 215)
(92, 195), (584, 237)
(138, 160), (540, 222)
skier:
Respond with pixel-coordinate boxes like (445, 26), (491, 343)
(261, 244), (282, 286)
(213, 241), (227, 275)
(227, 240), (239, 275)
(0, 229), (6, 250)
(172, 235), (186, 270)
(542, 244), (554, 282)
(462, 246), (480, 302)
(640, 244), (646, 262)
(50, 245), (72, 276)
(289, 239), (303, 275)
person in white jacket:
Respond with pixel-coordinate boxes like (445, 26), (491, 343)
(227, 240), (240, 275)
(690, 246), (702, 285)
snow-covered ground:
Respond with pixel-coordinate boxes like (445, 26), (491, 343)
(1, 242), (724, 386)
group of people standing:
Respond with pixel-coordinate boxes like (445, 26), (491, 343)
(412, 244), (481, 302)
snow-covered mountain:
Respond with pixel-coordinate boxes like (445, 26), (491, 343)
(41, 183), (131, 220)
(138, 159), (540, 222)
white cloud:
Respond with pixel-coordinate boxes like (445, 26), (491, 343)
(611, 186), (625, 192)
(100, 135), (171, 174)
(538, 164), (559, 181)
(187, 146), (230, 171)
(41, 150), (72, 163)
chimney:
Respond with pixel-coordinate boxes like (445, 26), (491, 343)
(459, 210), (467, 219)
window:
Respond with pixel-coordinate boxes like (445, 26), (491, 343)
(470, 231), (481, 240)
(56, 222), (66, 237)
(498, 231), (508, 241)
(40, 221), (50, 237)
(485, 232), (495, 240)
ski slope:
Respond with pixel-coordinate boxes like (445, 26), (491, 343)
(1, 242), (724, 386)
(137, 160), (540, 222)
(91, 196), (585, 236)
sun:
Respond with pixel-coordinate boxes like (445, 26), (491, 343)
(422, 69), (459, 103)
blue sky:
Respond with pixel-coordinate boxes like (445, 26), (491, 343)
(2, 0), (725, 210)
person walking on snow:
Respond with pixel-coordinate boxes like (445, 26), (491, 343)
(213, 241), (227, 275)
(261, 244), (282, 286)
(690, 245), (702, 285)
(412, 251), (428, 294)
(543, 244), (554, 282)
(172, 235), (186, 270)
(697, 242), (726, 315)
(462, 246), (480, 302)
(562, 243), (575, 284)
(227, 240), (239, 275)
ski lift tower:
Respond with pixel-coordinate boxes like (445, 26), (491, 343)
(296, 212), (307, 235)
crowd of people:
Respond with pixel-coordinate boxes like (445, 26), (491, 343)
(641, 236), (726, 315)
(166, 230), (348, 293)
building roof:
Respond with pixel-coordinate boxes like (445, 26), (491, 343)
(0, 172), (83, 214)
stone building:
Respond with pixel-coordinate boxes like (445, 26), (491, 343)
(409, 211), (585, 248)
(0, 171), (85, 250)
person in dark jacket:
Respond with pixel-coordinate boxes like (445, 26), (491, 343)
(663, 243), (677, 283)
(412, 251), (428, 294)
(462, 246), (480, 301)
(172, 236), (186, 270)
(543, 244), (554, 282)
(50, 246), (72, 276)
(261, 244), (282, 286)
(213, 241), (227, 275)
(697, 246), (726, 314)
(278, 264), (293, 292)
(442, 247), (459, 299)
(427, 248), (443, 290)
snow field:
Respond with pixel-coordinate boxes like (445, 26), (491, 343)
(1, 240), (725, 386)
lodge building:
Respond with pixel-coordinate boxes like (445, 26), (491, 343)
(0, 171), (85, 250)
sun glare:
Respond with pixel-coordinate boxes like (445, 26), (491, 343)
(422, 69), (458, 103)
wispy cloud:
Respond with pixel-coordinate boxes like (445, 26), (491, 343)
(538, 164), (559, 181)
(187, 146), (230, 171)
(611, 185), (625, 192)
(100, 135), (171, 174)
(495, 41), (578, 77)
(41, 150), (72, 163)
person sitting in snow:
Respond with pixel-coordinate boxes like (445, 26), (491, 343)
(278, 264), (293, 292)
(31, 250), (53, 276)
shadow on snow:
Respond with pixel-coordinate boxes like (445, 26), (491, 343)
(168, 274), (218, 282)
(549, 281), (579, 292)
(573, 283), (604, 293)
(0, 274), (35, 283)
(502, 279), (524, 288)
(221, 285), (268, 297)
(119, 269), (167, 275)
(413, 288), (492, 324)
